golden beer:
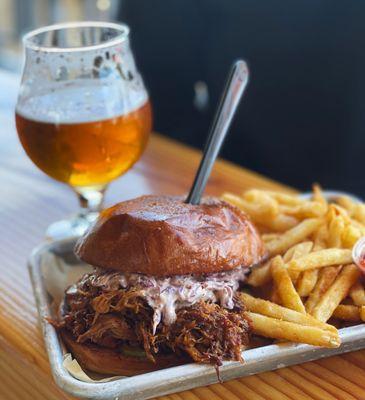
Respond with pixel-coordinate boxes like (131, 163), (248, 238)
(16, 101), (152, 187)
(16, 21), (152, 237)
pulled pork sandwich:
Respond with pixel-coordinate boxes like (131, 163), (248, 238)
(56, 195), (266, 375)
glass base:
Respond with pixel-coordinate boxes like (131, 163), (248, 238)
(46, 212), (98, 240)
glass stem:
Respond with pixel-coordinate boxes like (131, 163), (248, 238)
(73, 184), (107, 219)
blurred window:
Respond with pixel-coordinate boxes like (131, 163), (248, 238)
(0, 0), (119, 72)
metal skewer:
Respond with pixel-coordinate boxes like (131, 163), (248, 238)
(186, 60), (249, 204)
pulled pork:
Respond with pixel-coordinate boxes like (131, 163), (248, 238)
(57, 270), (251, 366)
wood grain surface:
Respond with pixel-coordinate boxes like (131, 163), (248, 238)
(1, 70), (365, 400)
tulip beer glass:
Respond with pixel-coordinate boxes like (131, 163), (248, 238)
(15, 22), (152, 238)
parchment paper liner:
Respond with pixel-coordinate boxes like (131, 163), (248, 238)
(41, 251), (126, 383)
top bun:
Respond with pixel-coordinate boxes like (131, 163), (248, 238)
(75, 195), (266, 276)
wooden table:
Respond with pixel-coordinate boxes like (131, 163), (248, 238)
(1, 70), (365, 400)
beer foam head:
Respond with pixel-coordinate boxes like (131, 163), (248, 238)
(16, 79), (148, 124)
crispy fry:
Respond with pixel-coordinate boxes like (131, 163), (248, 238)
(360, 306), (365, 322)
(221, 192), (255, 214)
(222, 192), (297, 232)
(247, 260), (272, 287)
(327, 204), (350, 248)
(270, 286), (282, 304)
(247, 312), (340, 348)
(305, 266), (341, 314)
(286, 249), (352, 271)
(263, 214), (299, 232)
(283, 246), (297, 262)
(283, 241), (313, 282)
(288, 270), (301, 283)
(311, 264), (360, 322)
(342, 224), (362, 248)
(262, 233), (281, 242)
(242, 189), (279, 220)
(283, 241), (313, 262)
(312, 184), (328, 208)
(333, 305), (361, 321)
(328, 204), (352, 221)
(350, 219), (365, 235)
(328, 218), (345, 249)
(350, 281), (365, 306)
(221, 193), (272, 222)
(336, 196), (356, 217)
(221, 192), (254, 213)
(279, 201), (327, 219)
(265, 218), (321, 256)
(353, 203), (365, 225)
(271, 256), (305, 313)
(261, 191), (303, 206)
(296, 269), (319, 297)
(240, 293), (337, 332)
(283, 241), (315, 288)
(312, 225), (328, 251)
(222, 186), (364, 348)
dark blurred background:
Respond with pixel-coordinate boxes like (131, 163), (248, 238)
(2, 0), (365, 195)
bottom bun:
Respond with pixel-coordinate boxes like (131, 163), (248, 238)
(61, 330), (188, 376)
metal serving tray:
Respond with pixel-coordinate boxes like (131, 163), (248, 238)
(28, 191), (365, 400)
(29, 238), (365, 400)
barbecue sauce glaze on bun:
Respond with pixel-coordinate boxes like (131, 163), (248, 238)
(75, 195), (266, 275)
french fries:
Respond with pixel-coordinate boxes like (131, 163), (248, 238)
(265, 218), (321, 256)
(222, 192), (298, 232)
(312, 225), (328, 251)
(350, 219), (365, 235)
(264, 214), (299, 232)
(279, 201), (327, 219)
(305, 266), (341, 314)
(221, 193), (276, 224)
(311, 264), (360, 322)
(328, 211), (345, 248)
(270, 286), (282, 305)
(262, 233), (280, 242)
(247, 312), (340, 348)
(248, 241), (314, 287)
(283, 241), (314, 262)
(342, 225), (362, 248)
(260, 190), (303, 206)
(283, 241), (313, 282)
(242, 190), (279, 220)
(222, 185), (365, 349)
(271, 256), (306, 313)
(286, 249), (352, 271)
(333, 305), (361, 321)
(354, 203), (365, 225)
(312, 184), (328, 208)
(240, 293), (336, 332)
(296, 269), (319, 297)
(350, 281), (365, 306)
(247, 260), (272, 287)
(360, 306), (365, 322)
(337, 196), (356, 216)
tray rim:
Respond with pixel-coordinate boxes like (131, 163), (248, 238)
(28, 190), (365, 400)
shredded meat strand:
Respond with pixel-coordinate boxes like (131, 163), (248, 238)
(77, 314), (135, 346)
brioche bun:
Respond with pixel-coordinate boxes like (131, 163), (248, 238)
(61, 330), (187, 376)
